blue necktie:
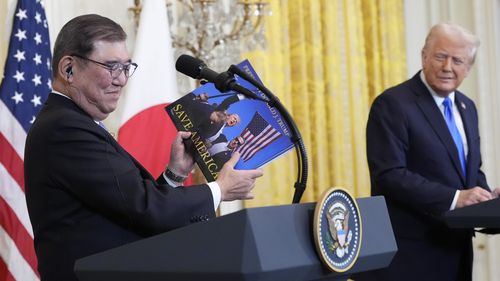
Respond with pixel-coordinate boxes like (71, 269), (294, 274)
(442, 97), (466, 176)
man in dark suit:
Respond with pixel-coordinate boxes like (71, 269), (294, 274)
(208, 134), (245, 164)
(363, 23), (499, 281)
(24, 14), (263, 281)
(185, 92), (243, 140)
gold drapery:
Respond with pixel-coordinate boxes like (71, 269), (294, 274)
(243, 0), (407, 207)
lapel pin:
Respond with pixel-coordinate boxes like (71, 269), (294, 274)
(461, 102), (466, 110)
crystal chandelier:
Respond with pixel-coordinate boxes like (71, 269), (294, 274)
(130, 0), (269, 72)
(166, 0), (269, 72)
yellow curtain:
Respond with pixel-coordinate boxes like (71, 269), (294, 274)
(243, 0), (407, 207)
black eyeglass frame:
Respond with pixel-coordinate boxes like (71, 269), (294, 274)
(71, 54), (138, 79)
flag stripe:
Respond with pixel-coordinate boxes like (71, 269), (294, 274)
(236, 112), (282, 162)
(241, 126), (277, 160)
(238, 129), (254, 156)
(0, 164), (33, 238)
(0, 226), (38, 281)
(242, 127), (281, 160)
(0, 259), (16, 281)
(0, 197), (38, 275)
(0, 0), (52, 279)
(0, 101), (27, 159)
(0, 134), (25, 190)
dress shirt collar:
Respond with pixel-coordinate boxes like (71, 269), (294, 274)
(51, 90), (102, 126)
(419, 71), (456, 108)
(52, 90), (71, 99)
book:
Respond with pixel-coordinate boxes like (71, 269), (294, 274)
(165, 60), (295, 182)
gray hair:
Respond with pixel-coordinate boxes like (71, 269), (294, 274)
(422, 22), (480, 65)
(52, 14), (127, 78)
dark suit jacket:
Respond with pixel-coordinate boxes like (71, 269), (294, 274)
(208, 134), (232, 165)
(361, 72), (489, 281)
(185, 93), (240, 139)
(24, 94), (216, 281)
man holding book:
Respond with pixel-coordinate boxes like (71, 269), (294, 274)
(24, 14), (263, 281)
(185, 91), (244, 140)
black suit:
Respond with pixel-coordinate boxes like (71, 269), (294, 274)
(361, 72), (489, 281)
(24, 94), (215, 281)
(185, 93), (241, 139)
(208, 134), (232, 164)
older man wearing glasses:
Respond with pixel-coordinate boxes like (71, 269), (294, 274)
(24, 14), (263, 281)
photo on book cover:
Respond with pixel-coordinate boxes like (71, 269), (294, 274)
(165, 60), (295, 182)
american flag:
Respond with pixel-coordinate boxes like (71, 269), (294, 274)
(236, 112), (282, 162)
(0, 0), (51, 280)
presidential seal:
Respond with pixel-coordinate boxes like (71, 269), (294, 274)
(313, 187), (362, 272)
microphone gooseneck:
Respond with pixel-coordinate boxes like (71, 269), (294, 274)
(175, 54), (265, 102)
(228, 64), (308, 204)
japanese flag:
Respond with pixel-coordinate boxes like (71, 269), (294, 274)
(118, 0), (181, 178)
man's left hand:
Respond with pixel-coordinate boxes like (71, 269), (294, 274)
(167, 131), (194, 176)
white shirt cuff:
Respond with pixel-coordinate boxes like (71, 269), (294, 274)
(163, 172), (221, 211)
(207, 181), (222, 211)
(450, 190), (460, 210)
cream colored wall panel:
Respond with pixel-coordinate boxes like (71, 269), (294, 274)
(1, 0), (139, 79)
(44, 0), (137, 53)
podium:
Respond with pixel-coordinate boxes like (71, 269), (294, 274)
(445, 197), (500, 232)
(74, 196), (397, 281)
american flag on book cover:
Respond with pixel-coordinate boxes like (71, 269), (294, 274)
(0, 0), (51, 280)
(236, 112), (282, 162)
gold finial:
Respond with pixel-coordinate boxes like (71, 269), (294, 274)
(128, 0), (142, 30)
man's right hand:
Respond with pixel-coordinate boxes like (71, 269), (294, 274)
(456, 186), (495, 208)
(492, 187), (500, 198)
(216, 152), (264, 201)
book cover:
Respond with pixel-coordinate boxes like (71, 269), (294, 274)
(165, 60), (294, 182)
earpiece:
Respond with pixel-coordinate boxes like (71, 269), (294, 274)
(66, 66), (73, 79)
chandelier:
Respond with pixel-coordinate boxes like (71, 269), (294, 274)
(130, 0), (269, 72)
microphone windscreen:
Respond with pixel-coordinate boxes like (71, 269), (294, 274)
(175, 54), (204, 79)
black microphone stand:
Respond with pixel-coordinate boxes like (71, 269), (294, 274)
(207, 70), (268, 103)
(225, 65), (308, 204)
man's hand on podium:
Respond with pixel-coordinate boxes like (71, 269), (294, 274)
(456, 186), (495, 208)
(492, 187), (500, 199)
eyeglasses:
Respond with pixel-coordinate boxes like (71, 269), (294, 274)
(71, 54), (138, 79)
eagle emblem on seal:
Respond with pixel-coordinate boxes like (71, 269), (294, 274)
(326, 201), (353, 258)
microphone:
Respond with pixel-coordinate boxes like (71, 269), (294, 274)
(175, 54), (218, 82)
(175, 54), (265, 101)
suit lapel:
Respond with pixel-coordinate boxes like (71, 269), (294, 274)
(410, 76), (466, 183)
(455, 93), (474, 184)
